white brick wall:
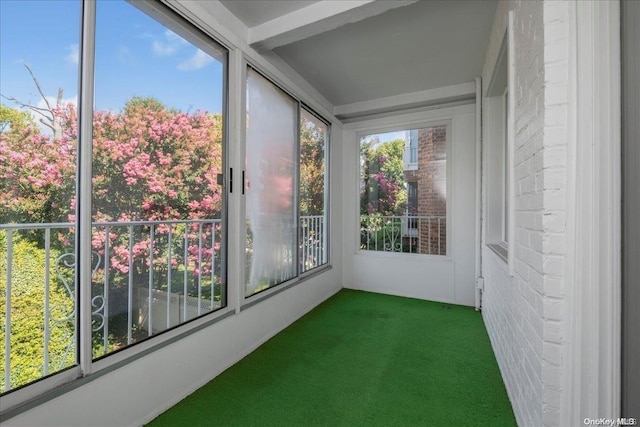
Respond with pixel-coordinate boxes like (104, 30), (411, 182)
(481, 1), (570, 426)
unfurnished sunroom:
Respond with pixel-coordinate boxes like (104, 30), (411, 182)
(0, 0), (637, 426)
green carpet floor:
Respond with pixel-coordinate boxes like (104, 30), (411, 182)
(147, 289), (516, 426)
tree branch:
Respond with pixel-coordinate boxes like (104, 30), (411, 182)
(24, 64), (54, 114)
(1, 94), (51, 121)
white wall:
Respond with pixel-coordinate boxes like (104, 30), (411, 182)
(341, 104), (477, 307)
(3, 272), (341, 427)
(480, 1), (571, 426)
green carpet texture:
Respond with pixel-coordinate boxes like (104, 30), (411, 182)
(147, 289), (516, 426)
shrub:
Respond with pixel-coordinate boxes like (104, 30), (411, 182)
(0, 232), (76, 392)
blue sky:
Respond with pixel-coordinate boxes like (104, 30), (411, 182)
(361, 130), (407, 148)
(0, 0), (224, 116)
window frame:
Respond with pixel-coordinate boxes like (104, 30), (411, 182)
(485, 17), (514, 269)
(240, 63), (331, 307)
(299, 105), (331, 275)
(1, 0), (334, 417)
(355, 119), (453, 259)
(1, 0), (233, 412)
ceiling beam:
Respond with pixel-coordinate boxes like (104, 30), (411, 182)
(248, 0), (417, 51)
(334, 82), (477, 120)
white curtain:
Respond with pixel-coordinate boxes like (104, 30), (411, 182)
(245, 68), (297, 295)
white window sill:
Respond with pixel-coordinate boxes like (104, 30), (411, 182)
(487, 243), (508, 263)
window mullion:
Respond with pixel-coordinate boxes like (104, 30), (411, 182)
(77, 0), (97, 377)
(295, 102), (302, 276)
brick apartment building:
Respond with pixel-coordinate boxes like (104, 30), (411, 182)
(403, 125), (447, 255)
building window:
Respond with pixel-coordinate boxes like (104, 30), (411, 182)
(485, 27), (511, 261)
(502, 89), (510, 245)
(359, 125), (448, 255)
(0, 0), (82, 393)
(245, 68), (298, 296)
(245, 68), (331, 297)
(91, 0), (227, 360)
(299, 108), (329, 273)
(1, 0), (227, 397)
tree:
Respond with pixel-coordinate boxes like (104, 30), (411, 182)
(299, 117), (326, 216)
(0, 104), (34, 134)
(1, 78), (225, 370)
(360, 138), (407, 216)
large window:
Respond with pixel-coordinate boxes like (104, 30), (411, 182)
(245, 68), (297, 296)
(1, 0), (227, 395)
(359, 125), (448, 255)
(90, 0), (226, 360)
(0, 0), (330, 410)
(1, 0), (81, 394)
(299, 108), (328, 273)
(245, 68), (330, 297)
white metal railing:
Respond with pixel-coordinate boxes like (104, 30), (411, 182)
(1, 215), (326, 393)
(300, 215), (327, 272)
(360, 215), (446, 255)
(0, 218), (223, 393)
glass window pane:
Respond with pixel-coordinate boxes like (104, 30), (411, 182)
(246, 68), (297, 296)
(360, 125), (447, 255)
(91, 0), (227, 360)
(0, 0), (81, 392)
(300, 108), (328, 273)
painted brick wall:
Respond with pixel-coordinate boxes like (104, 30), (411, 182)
(481, 1), (570, 426)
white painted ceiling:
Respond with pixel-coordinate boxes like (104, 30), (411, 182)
(219, 0), (497, 110)
(219, 1), (320, 27)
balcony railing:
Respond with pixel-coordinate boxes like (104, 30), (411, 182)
(0, 215), (326, 393)
(1, 218), (224, 393)
(300, 215), (327, 272)
(360, 215), (446, 255)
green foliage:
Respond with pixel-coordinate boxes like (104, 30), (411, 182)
(0, 105), (34, 134)
(360, 138), (407, 216)
(0, 233), (76, 392)
(300, 118), (326, 216)
(375, 138), (405, 185)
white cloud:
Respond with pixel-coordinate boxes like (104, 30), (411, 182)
(152, 40), (177, 56)
(151, 30), (187, 56)
(36, 95), (77, 110)
(177, 49), (213, 71)
(65, 44), (79, 65)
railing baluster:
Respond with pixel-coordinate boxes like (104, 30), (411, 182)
(308, 218), (312, 269)
(301, 218), (306, 271)
(308, 217), (311, 268)
(167, 226), (172, 330)
(4, 230), (13, 392)
(210, 223), (215, 310)
(127, 225), (133, 345)
(103, 225), (110, 355)
(313, 216), (317, 267)
(428, 217), (432, 255)
(197, 224), (202, 316)
(183, 230), (188, 322)
(148, 225), (154, 337)
(44, 228), (51, 375)
(438, 218), (441, 256)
